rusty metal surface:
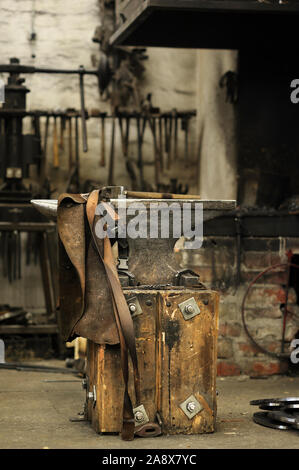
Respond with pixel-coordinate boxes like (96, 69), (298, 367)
(49, 189), (234, 344)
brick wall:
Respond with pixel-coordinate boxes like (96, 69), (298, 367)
(180, 237), (299, 376)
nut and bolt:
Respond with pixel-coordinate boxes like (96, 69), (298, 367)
(129, 303), (136, 313)
(145, 299), (152, 306)
(87, 391), (94, 400)
(185, 304), (195, 315)
(134, 411), (144, 422)
(186, 401), (196, 413)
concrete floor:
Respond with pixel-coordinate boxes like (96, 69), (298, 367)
(0, 360), (299, 449)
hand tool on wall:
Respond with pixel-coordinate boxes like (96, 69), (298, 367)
(163, 115), (169, 168)
(166, 114), (173, 170)
(66, 116), (80, 193)
(100, 115), (106, 167)
(158, 116), (164, 171)
(53, 116), (59, 169)
(68, 115), (73, 172)
(79, 66), (88, 153)
(147, 116), (160, 188)
(32, 114), (42, 176)
(173, 109), (178, 161)
(182, 116), (190, 167)
(107, 116), (115, 186)
(74, 116), (80, 191)
(136, 115), (147, 190)
(59, 115), (66, 151)
(40, 115), (49, 184)
(118, 114), (137, 189)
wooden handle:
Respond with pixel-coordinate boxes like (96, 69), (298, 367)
(59, 117), (64, 150)
(124, 191), (201, 200)
(68, 117), (73, 170)
(53, 117), (59, 168)
(100, 117), (105, 167)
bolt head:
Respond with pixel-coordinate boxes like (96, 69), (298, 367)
(186, 401), (196, 413)
(87, 391), (94, 400)
(129, 303), (136, 313)
(185, 304), (194, 315)
(134, 411), (144, 422)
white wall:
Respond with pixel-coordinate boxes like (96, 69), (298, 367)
(0, 0), (198, 308)
(196, 49), (238, 200)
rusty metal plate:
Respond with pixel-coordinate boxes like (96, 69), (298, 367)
(179, 395), (203, 420)
(133, 404), (149, 426)
(178, 297), (201, 321)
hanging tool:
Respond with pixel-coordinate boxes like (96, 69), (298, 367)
(100, 115), (106, 167)
(173, 109), (178, 161)
(53, 116), (59, 169)
(166, 114), (173, 170)
(118, 114), (137, 189)
(79, 65), (88, 153)
(68, 114), (73, 172)
(136, 114), (147, 190)
(147, 116), (160, 189)
(66, 116), (80, 193)
(108, 116), (115, 186)
(32, 114), (42, 176)
(41, 115), (50, 182)
(158, 115), (164, 171)
(74, 116), (80, 191)
(182, 116), (190, 167)
(59, 115), (66, 151)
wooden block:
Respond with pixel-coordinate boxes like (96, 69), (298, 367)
(160, 290), (219, 434)
(86, 288), (219, 435)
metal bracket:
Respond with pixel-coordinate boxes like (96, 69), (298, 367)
(133, 404), (149, 426)
(126, 296), (143, 318)
(118, 257), (129, 270)
(174, 269), (200, 287)
(118, 270), (136, 287)
(179, 395), (203, 419)
(87, 385), (97, 408)
(178, 297), (201, 321)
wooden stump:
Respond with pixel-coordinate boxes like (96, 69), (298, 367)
(86, 288), (219, 435)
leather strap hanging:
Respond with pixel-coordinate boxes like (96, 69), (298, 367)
(86, 189), (140, 440)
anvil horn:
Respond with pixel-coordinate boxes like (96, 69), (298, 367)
(31, 199), (58, 219)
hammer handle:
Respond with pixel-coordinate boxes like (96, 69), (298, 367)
(100, 117), (105, 167)
(53, 117), (59, 168)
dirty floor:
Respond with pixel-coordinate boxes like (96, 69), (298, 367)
(0, 360), (298, 449)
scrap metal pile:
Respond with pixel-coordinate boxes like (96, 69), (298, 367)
(251, 397), (299, 431)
